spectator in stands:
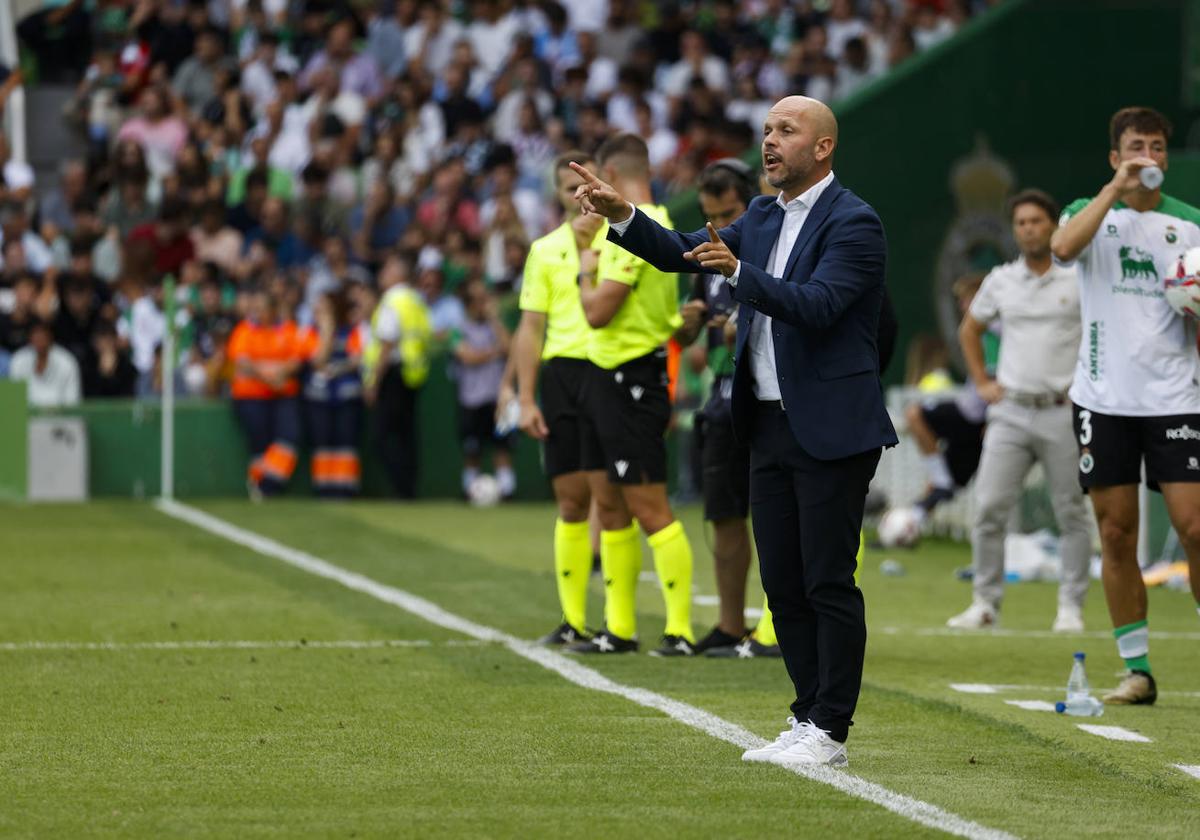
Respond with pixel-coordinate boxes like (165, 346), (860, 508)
(452, 278), (515, 499)
(116, 85), (189, 187)
(0, 204), (54, 274)
(173, 26), (235, 115)
(127, 197), (195, 279)
(40, 160), (91, 238)
(191, 200), (243, 279)
(84, 322), (137, 398)
(417, 254), (465, 342)
(9, 320), (81, 408)
(52, 275), (104, 371)
(349, 181), (409, 273)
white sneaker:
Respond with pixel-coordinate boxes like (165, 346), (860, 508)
(1052, 604), (1085, 633)
(946, 600), (998, 629)
(742, 716), (806, 762)
(769, 721), (849, 768)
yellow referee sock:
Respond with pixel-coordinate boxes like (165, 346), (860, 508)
(648, 520), (694, 642)
(601, 523), (641, 640)
(856, 529), (864, 585)
(752, 531), (863, 646)
(751, 595), (777, 646)
(554, 518), (592, 634)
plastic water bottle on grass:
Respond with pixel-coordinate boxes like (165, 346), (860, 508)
(1055, 652), (1104, 717)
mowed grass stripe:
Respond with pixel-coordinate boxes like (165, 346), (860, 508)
(198, 500), (1200, 839)
(158, 498), (1018, 840)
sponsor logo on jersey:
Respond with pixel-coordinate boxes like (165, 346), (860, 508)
(1088, 321), (1103, 382)
(1118, 246), (1157, 281)
(1189, 456), (1199, 471)
(1166, 225), (1178, 244)
(1165, 424), (1200, 441)
(614, 460), (629, 477)
(1105, 223), (1119, 237)
(1079, 451), (1095, 474)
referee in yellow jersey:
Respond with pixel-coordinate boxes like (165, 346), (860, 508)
(509, 152), (605, 646)
(567, 134), (698, 657)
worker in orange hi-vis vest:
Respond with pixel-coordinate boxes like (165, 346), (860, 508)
(227, 287), (305, 498)
(300, 288), (366, 498)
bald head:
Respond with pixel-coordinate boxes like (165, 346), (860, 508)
(762, 96), (838, 200)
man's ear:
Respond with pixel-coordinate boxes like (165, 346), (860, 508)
(815, 137), (835, 163)
(1108, 149), (1120, 172)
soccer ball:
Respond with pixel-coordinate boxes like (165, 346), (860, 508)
(467, 474), (502, 507)
(878, 507), (922, 549)
(1164, 247), (1200, 319)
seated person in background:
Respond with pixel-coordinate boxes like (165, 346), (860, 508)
(9, 320), (81, 407)
(902, 274), (992, 522)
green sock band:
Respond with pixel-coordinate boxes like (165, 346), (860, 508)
(1113, 619), (1150, 675)
(647, 520), (694, 642)
(553, 518), (592, 634)
(600, 523), (642, 640)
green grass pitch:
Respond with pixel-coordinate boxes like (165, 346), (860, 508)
(1, 500), (1198, 838)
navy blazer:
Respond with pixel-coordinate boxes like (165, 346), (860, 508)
(608, 177), (898, 461)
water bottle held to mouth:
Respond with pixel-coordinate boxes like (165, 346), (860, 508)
(1139, 165), (1164, 190)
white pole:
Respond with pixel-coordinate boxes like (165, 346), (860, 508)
(161, 275), (176, 501)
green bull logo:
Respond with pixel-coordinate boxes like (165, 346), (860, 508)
(1119, 246), (1157, 280)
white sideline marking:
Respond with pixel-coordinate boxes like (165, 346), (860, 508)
(0, 639), (485, 652)
(949, 683), (1200, 700)
(1174, 765), (1200, 780)
(156, 499), (1018, 840)
(883, 626), (1200, 641)
(1077, 725), (1152, 743)
(691, 594), (764, 618)
(1004, 700), (1056, 712)
(949, 683), (999, 694)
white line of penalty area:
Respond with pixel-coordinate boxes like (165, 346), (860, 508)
(0, 639), (487, 652)
(155, 498), (1019, 840)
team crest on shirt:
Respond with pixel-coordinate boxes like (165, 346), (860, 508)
(1166, 225), (1178, 244)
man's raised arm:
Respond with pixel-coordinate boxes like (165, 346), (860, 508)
(568, 161), (744, 275)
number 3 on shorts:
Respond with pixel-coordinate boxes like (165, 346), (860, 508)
(1078, 409), (1093, 445)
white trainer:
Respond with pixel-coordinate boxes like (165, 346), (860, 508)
(769, 721), (849, 768)
(742, 716), (806, 762)
(946, 599), (998, 629)
(1052, 604), (1085, 633)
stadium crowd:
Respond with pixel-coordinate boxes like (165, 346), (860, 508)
(0, 0), (994, 499)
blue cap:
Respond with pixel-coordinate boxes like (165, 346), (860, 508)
(1055, 701), (1066, 713)
(1074, 652), (1086, 660)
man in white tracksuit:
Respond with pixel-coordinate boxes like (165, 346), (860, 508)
(947, 189), (1091, 632)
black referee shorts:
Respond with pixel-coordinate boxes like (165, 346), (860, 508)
(540, 356), (590, 479)
(579, 350), (671, 485)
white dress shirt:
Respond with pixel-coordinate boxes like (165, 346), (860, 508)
(731, 171), (835, 400)
(610, 170), (835, 401)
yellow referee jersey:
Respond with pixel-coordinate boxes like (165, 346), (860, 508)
(588, 204), (682, 370)
(518, 221), (606, 361)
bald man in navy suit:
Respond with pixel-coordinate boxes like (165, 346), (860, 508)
(571, 96), (896, 767)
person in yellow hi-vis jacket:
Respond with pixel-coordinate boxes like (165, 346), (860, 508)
(364, 254), (431, 499)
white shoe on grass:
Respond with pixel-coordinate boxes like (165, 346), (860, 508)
(769, 721), (849, 768)
(742, 716), (805, 762)
(946, 600), (998, 629)
(1052, 604), (1085, 633)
